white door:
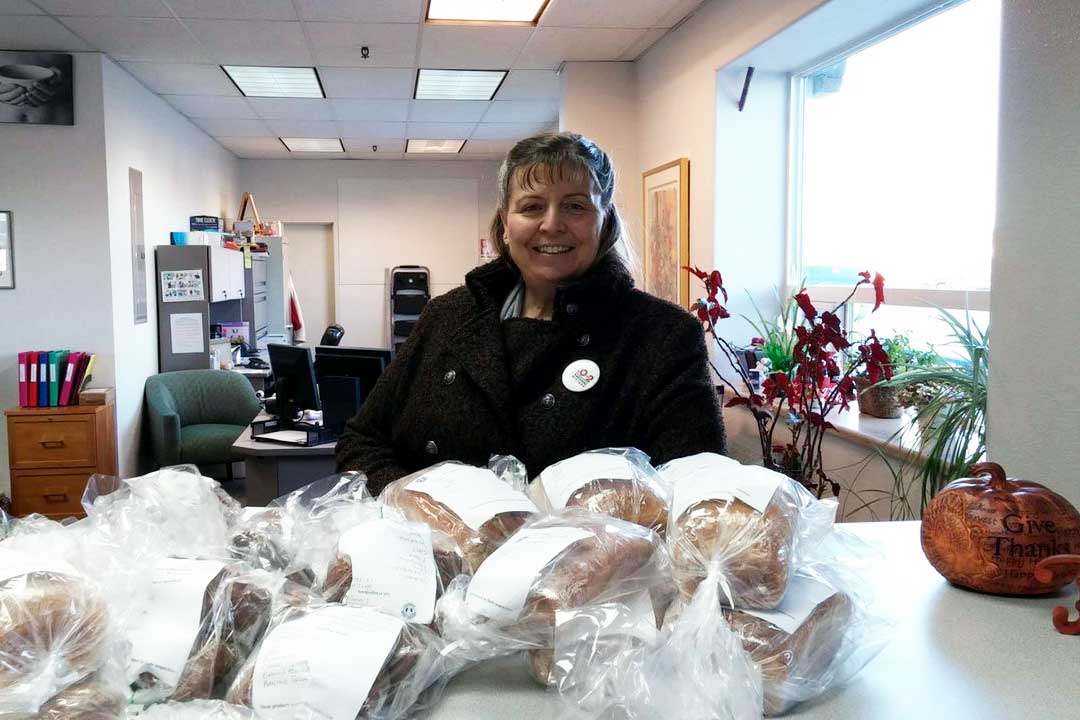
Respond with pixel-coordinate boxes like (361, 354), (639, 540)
(284, 222), (335, 345)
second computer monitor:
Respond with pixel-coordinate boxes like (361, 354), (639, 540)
(267, 343), (321, 423)
(314, 346), (392, 402)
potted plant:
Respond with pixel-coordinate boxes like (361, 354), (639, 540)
(850, 334), (939, 418)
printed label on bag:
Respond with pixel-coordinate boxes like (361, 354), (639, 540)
(538, 452), (634, 509)
(252, 605), (403, 720)
(562, 359), (600, 392)
(126, 558), (226, 688)
(671, 463), (783, 521)
(466, 526), (593, 623)
(0, 545), (81, 583)
(339, 518), (438, 624)
(660, 452), (739, 485)
(406, 463), (537, 531)
(740, 576), (837, 634)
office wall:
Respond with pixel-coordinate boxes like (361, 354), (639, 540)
(990, 0), (1080, 509)
(237, 159), (499, 347)
(101, 56), (240, 477)
(0, 53), (113, 499)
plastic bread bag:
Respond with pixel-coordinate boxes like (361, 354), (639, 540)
(31, 650), (128, 720)
(322, 511), (466, 625)
(529, 448), (672, 535)
(550, 558), (763, 720)
(436, 508), (673, 686)
(126, 561), (279, 704)
(660, 453), (836, 609)
(225, 602), (449, 720)
(0, 544), (120, 717)
(137, 699), (256, 719)
(381, 461), (539, 573)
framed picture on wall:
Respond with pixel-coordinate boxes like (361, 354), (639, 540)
(0, 211), (12, 289)
(642, 158), (690, 308)
(0, 52), (74, 126)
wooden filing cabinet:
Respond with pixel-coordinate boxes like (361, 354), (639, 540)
(5, 402), (117, 520)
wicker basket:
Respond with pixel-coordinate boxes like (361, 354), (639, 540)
(855, 376), (903, 418)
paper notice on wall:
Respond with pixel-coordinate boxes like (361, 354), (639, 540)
(126, 558), (226, 688)
(670, 463), (782, 521)
(161, 269), (204, 303)
(406, 463), (537, 531)
(466, 526), (593, 623)
(0, 545), (81, 583)
(339, 518), (438, 624)
(170, 312), (205, 354)
(252, 605), (404, 720)
(740, 575), (837, 634)
(538, 452), (634, 509)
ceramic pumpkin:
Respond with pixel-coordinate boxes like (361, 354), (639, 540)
(921, 462), (1080, 595)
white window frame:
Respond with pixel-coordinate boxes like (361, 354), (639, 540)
(784, 0), (993, 321)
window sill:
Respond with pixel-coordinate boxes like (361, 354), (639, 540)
(824, 406), (926, 462)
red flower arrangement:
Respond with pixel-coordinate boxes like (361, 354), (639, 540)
(687, 267), (889, 498)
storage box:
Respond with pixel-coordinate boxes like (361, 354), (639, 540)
(78, 386), (115, 406)
(190, 215), (224, 232)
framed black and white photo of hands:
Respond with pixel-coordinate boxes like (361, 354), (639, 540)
(0, 211), (13, 290)
(0, 52), (74, 126)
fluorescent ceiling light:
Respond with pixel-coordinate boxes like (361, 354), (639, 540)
(280, 137), (344, 153)
(415, 69), (507, 100)
(406, 139), (466, 154)
(222, 66), (324, 98)
(426, 0), (549, 24)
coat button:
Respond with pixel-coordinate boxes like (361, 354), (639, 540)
(577, 333), (590, 348)
(565, 303), (579, 315)
(443, 370), (456, 385)
(540, 393), (556, 410)
(425, 440), (439, 455)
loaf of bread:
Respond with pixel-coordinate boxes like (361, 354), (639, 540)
(382, 462), (538, 573)
(228, 508), (294, 573)
(138, 699), (256, 719)
(667, 460), (800, 609)
(532, 449), (671, 534)
(32, 672), (127, 720)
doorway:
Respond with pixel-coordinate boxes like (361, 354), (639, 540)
(284, 222), (335, 344)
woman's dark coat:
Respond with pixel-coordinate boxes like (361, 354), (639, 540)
(335, 254), (727, 495)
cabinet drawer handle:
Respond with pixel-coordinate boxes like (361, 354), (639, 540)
(39, 440), (65, 449)
(43, 493), (69, 503)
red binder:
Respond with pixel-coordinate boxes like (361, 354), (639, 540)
(59, 351), (83, 406)
(17, 351), (28, 406)
(27, 351), (39, 407)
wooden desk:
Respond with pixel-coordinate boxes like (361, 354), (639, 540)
(230, 425), (337, 505)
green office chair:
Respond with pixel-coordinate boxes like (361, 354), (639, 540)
(144, 369), (261, 479)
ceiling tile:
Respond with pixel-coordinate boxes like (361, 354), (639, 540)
(420, 25), (533, 70)
(331, 99), (409, 121)
(216, 136), (289, 157)
(266, 118), (339, 137)
(0, 0), (44, 13)
(471, 121), (554, 139)
(515, 27), (641, 69)
(184, 20), (312, 65)
(655, 0), (706, 29)
(408, 100), (489, 123)
(60, 16), (208, 62)
(620, 28), (667, 60)
(162, 94), (256, 119)
(295, 0), (422, 23)
(342, 138), (406, 153)
(481, 100), (557, 123)
(461, 138), (516, 155)
(319, 67), (415, 99)
(347, 152), (405, 159)
(247, 97), (334, 120)
(36, 0), (169, 16)
(539, 0), (682, 29)
(120, 62), (239, 95)
(407, 121), (476, 138)
(495, 69), (559, 100)
(0, 16), (93, 51)
(166, 0), (298, 20)
(338, 120), (406, 138)
(190, 116), (272, 137)
(305, 21), (418, 68)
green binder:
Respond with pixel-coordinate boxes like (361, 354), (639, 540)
(49, 350), (68, 407)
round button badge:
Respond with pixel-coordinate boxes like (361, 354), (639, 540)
(561, 359), (600, 393)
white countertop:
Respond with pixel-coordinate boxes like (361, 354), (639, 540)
(431, 521), (1080, 720)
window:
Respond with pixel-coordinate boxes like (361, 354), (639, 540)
(789, 0), (1001, 348)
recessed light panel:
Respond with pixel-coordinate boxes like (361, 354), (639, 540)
(415, 69), (506, 101)
(222, 66), (324, 98)
(427, 0), (548, 23)
(280, 137), (344, 153)
(406, 139), (466, 154)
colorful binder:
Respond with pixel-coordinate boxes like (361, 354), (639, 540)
(77, 354), (97, 395)
(59, 351), (83, 406)
(38, 353), (48, 406)
(17, 351), (28, 407)
(48, 351), (66, 407)
(27, 351), (38, 407)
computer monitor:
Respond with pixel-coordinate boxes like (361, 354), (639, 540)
(314, 346), (392, 402)
(267, 343), (321, 424)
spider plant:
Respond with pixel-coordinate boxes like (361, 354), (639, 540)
(879, 306), (988, 514)
(743, 287), (799, 375)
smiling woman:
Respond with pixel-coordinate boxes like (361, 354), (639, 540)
(335, 132), (727, 494)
